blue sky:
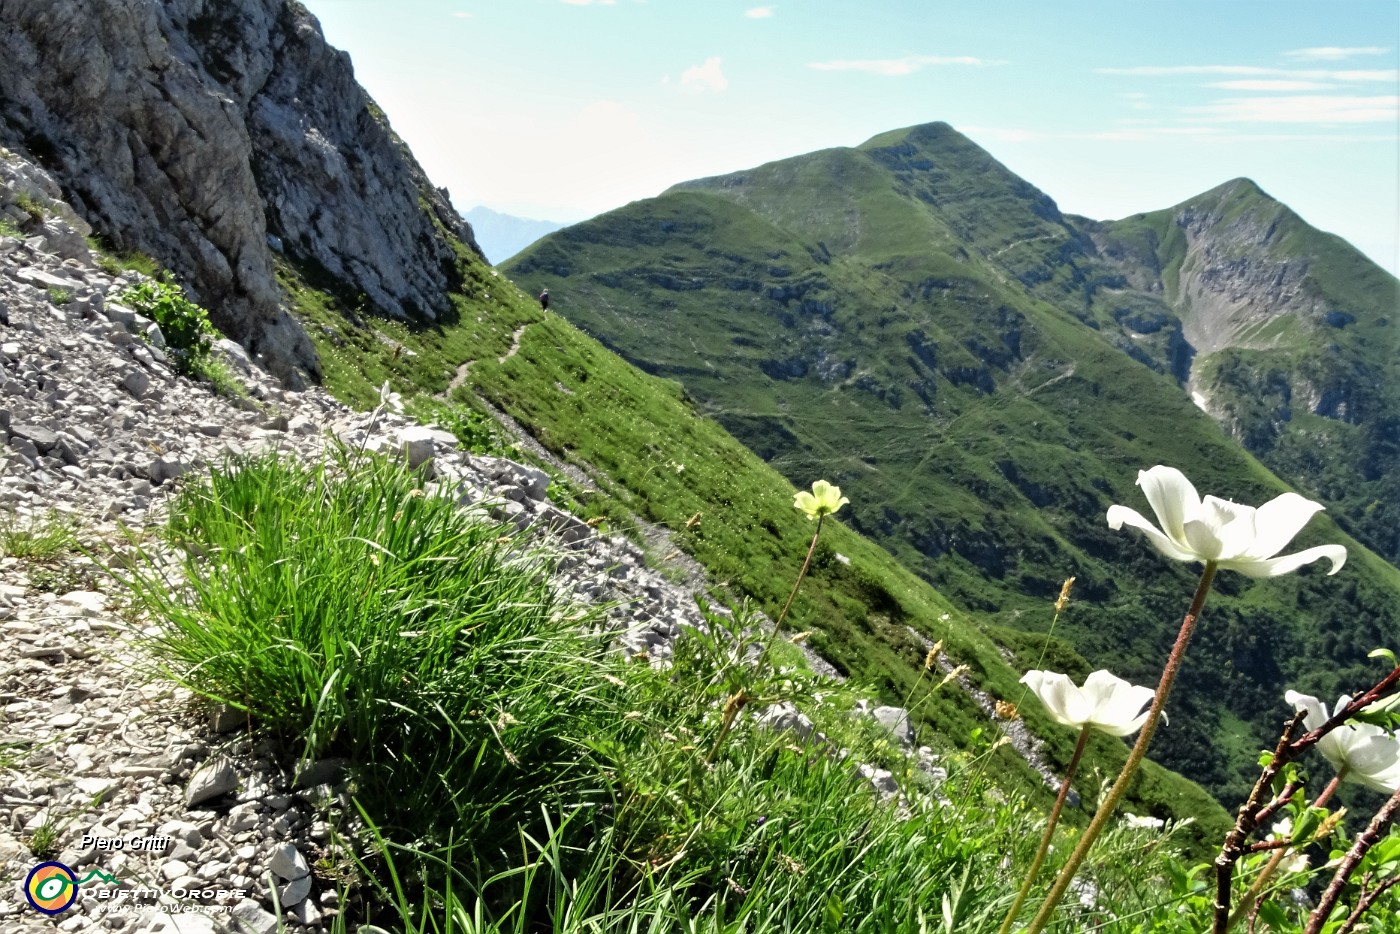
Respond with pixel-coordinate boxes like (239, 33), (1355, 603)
(304, 0), (1399, 273)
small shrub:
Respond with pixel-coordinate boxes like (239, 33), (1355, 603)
(47, 287), (72, 305)
(119, 277), (217, 374)
(406, 397), (515, 457)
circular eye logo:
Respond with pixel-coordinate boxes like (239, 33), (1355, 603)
(25, 861), (79, 914)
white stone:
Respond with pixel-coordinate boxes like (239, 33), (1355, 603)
(268, 842), (309, 881)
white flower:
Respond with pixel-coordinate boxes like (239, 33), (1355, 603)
(1267, 819), (1310, 873)
(1286, 691), (1400, 793)
(1123, 812), (1165, 831)
(1019, 669), (1159, 737)
(1106, 466), (1346, 577)
(378, 380), (404, 415)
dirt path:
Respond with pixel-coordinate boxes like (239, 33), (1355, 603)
(437, 320), (530, 401)
(439, 360), (472, 399)
(499, 323), (529, 364)
(990, 233), (1060, 259)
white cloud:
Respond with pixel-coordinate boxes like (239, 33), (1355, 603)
(680, 57), (728, 92)
(1284, 46), (1390, 61)
(1327, 70), (1400, 81)
(961, 123), (1393, 144)
(1098, 65), (1397, 82)
(1208, 80), (1336, 91)
(1190, 94), (1399, 124)
(451, 11), (473, 18)
(560, 0), (616, 5)
(745, 6), (774, 17)
(1100, 65), (1276, 77)
(807, 54), (1004, 76)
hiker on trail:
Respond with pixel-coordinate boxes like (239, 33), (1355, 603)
(538, 289), (550, 311)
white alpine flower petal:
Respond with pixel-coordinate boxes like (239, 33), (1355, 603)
(1182, 518), (1225, 561)
(1287, 691), (1400, 792)
(1107, 466), (1345, 577)
(1020, 670), (1078, 728)
(1106, 505), (1197, 562)
(1137, 466), (1200, 545)
(1226, 545), (1349, 579)
(1021, 669), (1156, 737)
(1246, 493), (1326, 560)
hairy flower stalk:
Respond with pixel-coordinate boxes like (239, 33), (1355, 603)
(996, 725), (1091, 934)
(1023, 560), (1217, 934)
(755, 480), (847, 677)
(1023, 466), (1347, 934)
(715, 481), (847, 765)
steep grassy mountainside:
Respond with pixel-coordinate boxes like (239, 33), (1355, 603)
(7, 2), (1200, 834)
(504, 122), (1400, 804)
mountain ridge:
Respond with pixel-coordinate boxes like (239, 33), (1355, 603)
(505, 120), (1400, 802)
(464, 205), (566, 265)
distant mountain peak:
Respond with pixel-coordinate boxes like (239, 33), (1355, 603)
(463, 206), (566, 265)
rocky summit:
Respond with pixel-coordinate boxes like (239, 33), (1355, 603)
(0, 147), (729, 933)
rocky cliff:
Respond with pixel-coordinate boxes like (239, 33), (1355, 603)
(0, 0), (480, 387)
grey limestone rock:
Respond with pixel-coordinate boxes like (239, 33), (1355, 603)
(119, 369), (150, 398)
(229, 900), (279, 934)
(0, 0), (484, 388)
(268, 842), (309, 881)
(9, 422), (58, 452)
(184, 757), (238, 807)
(278, 873), (312, 907)
(872, 705), (917, 748)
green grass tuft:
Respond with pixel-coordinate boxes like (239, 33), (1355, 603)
(0, 510), (78, 560)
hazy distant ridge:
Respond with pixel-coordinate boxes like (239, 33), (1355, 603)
(465, 206), (565, 265)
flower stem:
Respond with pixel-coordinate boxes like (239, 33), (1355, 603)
(997, 725), (1091, 934)
(750, 515), (826, 682)
(713, 515), (826, 767)
(776, 515), (824, 630)
(1023, 561), (1218, 934)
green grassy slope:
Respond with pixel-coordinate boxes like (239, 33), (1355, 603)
(503, 121), (1400, 807)
(275, 224), (1233, 850)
